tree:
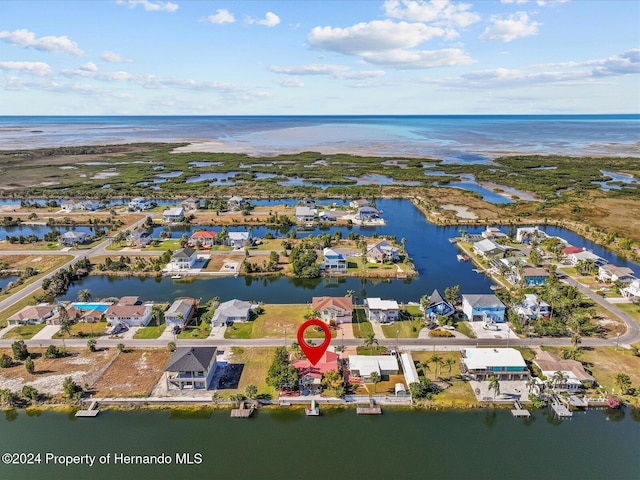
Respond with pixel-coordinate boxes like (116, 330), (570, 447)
(417, 361), (430, 378)
(571, 334), (582, 349)
(21, 385), (39, 402)
(488, 375), (501, 401)
(62, 376), (82, 401)
(0, 354), (13, 368)
(526, 377), (539, 395)
(245, 384), (258, 399)
(289, 341), (303, 360)
(444, 285), (461, 306)
(615, 373), (632, 395)
(167, 341), (177, 353)
(11, 340), (29, 361)
(429, 354), (443, 379)
(117, 343), (126, 353)
(363, 332), (378, 348)
(528, 249), (543, 267)
(551, 371), (568, 391)
(25, 356), (35, 374)
(443, 358), (456, 380)
(322, 370), (343, 391)
(87, 339), (97, 352)
(77, 289), (92, 302)
(369, 371), (381, 394)
(44, 345), (63, 359)
(57, 305), (73, 349)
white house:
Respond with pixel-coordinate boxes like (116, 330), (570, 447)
(211, 299), (253, 326)
(598, 264), (636, 284)
(516, 227), (548, 243)
(311, 296), (354, 324)
(569, 250), (607, 267)
(164, 298), (196, 328)
(226, 231), (251, 249)
(165, 347), (217, 390)
(363, 298), (399, 323)
(163, 207), (185, 223)
(296, 206), (315, 224)
(350, 199), (370, 209)
(515, 294), (550, 322)
(322, 247), (347, 274)
(348, 355), (399, 382)
(105, 304), (153, 327)
(533, 350), (595, 392)
(357, 206), (379, 220)
(190, 230), (217, 248)
(622, 279), (640, 298)
(299, 198), (316, 209)
(169, 248), (198, 270)
(462, 294), (505, 323)
(473, 239), (505, 259)
(129, 197), (153, 211)
(61, 200), (101, 212)
(481, 227), (507, 239)
(461, 348), (529, 381)
(366, 240), (399, 263)
(59, 231), (91, 246)
(227, 196), (246, 211)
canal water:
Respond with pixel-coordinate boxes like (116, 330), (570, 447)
(0, 408), (637, 480)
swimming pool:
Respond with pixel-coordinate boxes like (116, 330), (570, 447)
(72, 303), (110, 312)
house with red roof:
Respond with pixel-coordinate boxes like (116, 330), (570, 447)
(293, 350), (340, 393)
(190, 230), (217, 248)
(562, 246), (583, 256)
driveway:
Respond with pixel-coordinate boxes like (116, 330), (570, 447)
(31, 325), (60, 341)
(467, 321), (519, 341)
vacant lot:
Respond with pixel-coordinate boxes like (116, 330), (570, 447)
(220, 347), (276, 399)
(0, 347), (115, 396)
(91, 349), (170, 397)
(2, 324), (47, 340)
(411, 351), (477, 407)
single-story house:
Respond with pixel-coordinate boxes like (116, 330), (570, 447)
(598, 264), (636, 284)
(211, 299), (253, 326)
(423, 289), (455, 320)
(482, 227), (507, 239)
(322, 247), (347, 274)
(622, 279), (640, 298)
(165, 347), (218, 390)
(366, 240), (399, 263)
(179, 197), (200, 211)
(516, 227), (547, 244)
(227, 196), (246, 211)
(318, 211), (336, 222)
(7, 304), (56, 326)
(61, 200), (101, 212)
(350, 199), (369, 209)
(163, 207), (185, 223)
(164, 298), (196, 328)
(59, 231), (91, 246)
(348, 355), (399, 382)
(473, 239), (506, 259)
(520, 266), (550, 287)
(357, 206), (379, 220)
(118, 296), (141, 306)
(293, 350), (339, 393)
(462, 294), (505, 323)
(190, 230), (217, 248)
(364, 297), (399, 323)
(461, 348), (530, 381)
(569, 250), (607, 267)
(105, 304), (153, 327)
(169, 247), (198, 270)
(226, 231), (251, 249)
(533, 350), (595, 391)
(515, 294), (550, 322)
(128, 197), (154, 211)
(68, 302), (110, 323)
(312, 296), (354, 324)
(296, 206), (315, 223)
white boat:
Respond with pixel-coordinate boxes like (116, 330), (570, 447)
(306, 399), (320, 416)
(171, 275), (182, 279)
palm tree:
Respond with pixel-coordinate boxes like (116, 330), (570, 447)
(551, 371), (568, 391)
(488, 375), (501, 401)
(571, 334), (582, 350)
(363, 332), (378, 349)
(290, 341), (303, 360)
(443, 358), (456, 380)
(77, 289), (92, 303)
(614, 373), (631, 395)
(369, 371), (381, 394)
(417, 361), (431, 378)
(526, 377), (539, 395)
(429, 354), (443, 379)
(57, 305), (72, 349)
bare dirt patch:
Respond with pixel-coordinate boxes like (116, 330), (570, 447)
(91, 349), (170, 397)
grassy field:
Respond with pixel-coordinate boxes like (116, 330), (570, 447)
(351, 307), (373, 338)
(222, 347), (277, 399)
(411, 351), (477, 407)
(232, 304), (338, 339)
(177, 319), (211, 339)
(53, 322), (108, 339)
(0, 254), (73, 303)
(381, 318), (423, 338)
(356, 346), (388, 355)
(456, 322), (476, 339)
(133, 323), (166, 339)
(1, 323), (47, 340)
(616, 302), (640, 323)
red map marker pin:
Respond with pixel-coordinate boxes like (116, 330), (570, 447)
(297, 319), (331, 366)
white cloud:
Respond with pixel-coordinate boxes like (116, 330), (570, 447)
(362, 48), (473, 69)
(101, 51), (132, 63)
(116, 0), (179, 12)
(0, 61), (52, 76)
(206, 9), (235, 25)
(80, 62), (98, 72)
(247, 12), (281, 27)
(383, 0), (481, 28)
(480, 12), (540, 42)
(276, 78), (304, 88)
(588, 49), (640, 76)
(0, 29), (83, 56)
(269, 63), (386, 79)
(502, 0), (570, 5)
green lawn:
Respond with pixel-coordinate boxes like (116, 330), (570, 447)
(53, 322), (108, 338)
(381, 319), (423, 338)
(177, 320), (211, 339)
(356, 346), (389, 355)
(224, 322), (254, 339)
(351, 307), (373, 338)
(616, 302), (640, 323)
(456, 322), (476, 339)
(411, 351), (477, 407)
(2, 324), (47, 340)
(219, 347), (277, 399)
(133, 325), (166, 339)
(146, 240), (182, 251)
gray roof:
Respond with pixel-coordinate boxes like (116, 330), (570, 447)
(463, 294), (505, 308)
(296, 206), (314, 216)
(60, 231), (89, 239)
(165, 347), (216, 372)
(429, 289), (446, 306)
(165, 298), (194, 317)
(212, 299), (252, 323)
(473, 239), (504, 253)
(171, 247), (196, 259)
(228, 231), (250, 240)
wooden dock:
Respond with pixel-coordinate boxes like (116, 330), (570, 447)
(231, 401), (255, 418)
(551, 396), (573, 418)
(357, 399), (382, 415)
(75, 400), (100, 417)
(511, 399), (530, 417)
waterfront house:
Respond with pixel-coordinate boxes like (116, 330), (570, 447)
(128, 229), (152, 248)
(569, 250), (607, 267)
(348, 355), (399, 382)
(226, 231), (252, 249)
(357, 206), (379, 220)
(423, 289), (455, 320)
(473, 239), (506, 259)
(227, 196), (246, 211)
(460, 348), (529, 381)
(165, 347), (217, 390)
(364, 297), (400, 323)
(105, 303), (153, 327)
(298, 198), (316, 209)
(59, 231), (91, 246)
(481, 227), (507, 239)
(128, 197), (153, 211)
(67, 302), (109, 323)
(533, 350), (595, 391)
(169, 247), (198, 270)
(164, 298), (197, 329)
(622, 279), (640, 298)
(366, 239), (399, 263)
(598, 264), (636, 284)
(311, 296), (353, 324)
(296, 206), (315, 224)
(163, 207), (185, 223)
(518, 266), (550, 287)
(516, 227), (547, 244)
(562, 246), (583, 257)
(179, 197), (200, 211)
(293, 350), (339, 394)
(211, 299), (253, 326)
(350, 199), (370, 209)
(462, 294), (505, 323)
(190, 230), (217, 248)
(61, 200), (101, 212)
(322, 247), (347, 274)
(515, 294), (550, 322)
(7, 304), (55, 326)
(318, 211), (336, 222)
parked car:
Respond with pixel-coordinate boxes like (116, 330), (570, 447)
(483, 323), (499, 331)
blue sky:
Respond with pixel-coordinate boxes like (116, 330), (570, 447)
(0, 0), (638, 114)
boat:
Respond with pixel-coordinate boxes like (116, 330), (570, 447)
(306, 399), (320, 416)
(456, 254), (469, 262)
(171, 274), (182, 279)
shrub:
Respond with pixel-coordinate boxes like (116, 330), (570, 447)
(0, 354), (13, 368)
(429, 329), (454, 338)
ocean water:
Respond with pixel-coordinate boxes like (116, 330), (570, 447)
(0, 115), (638, 160)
